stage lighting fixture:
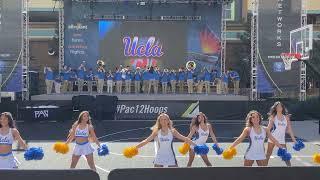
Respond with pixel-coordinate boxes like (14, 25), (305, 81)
(48, 48), (56, 56)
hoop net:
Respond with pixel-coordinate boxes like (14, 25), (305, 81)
(280, 53), (302, 70)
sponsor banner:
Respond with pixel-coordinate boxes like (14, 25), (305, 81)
(18, 101), (73, 122)
(115, 101), (199, 120)
(5, 99), (320, 121)
(200, 99), (320, 121)
(200, 101), (249, 120)
(258, 0), (301, 94)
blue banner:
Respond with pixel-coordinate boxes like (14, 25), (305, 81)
(0, 0), (22, 92)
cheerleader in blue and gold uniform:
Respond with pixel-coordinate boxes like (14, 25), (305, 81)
(66, 111), (101, 171)
(0, 112), (27, 169)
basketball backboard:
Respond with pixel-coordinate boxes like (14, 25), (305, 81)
(290, 24), (313, 60)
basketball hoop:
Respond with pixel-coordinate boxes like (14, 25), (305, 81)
(280, 53), (302, 70)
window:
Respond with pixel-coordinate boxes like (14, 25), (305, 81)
(225, 1), (235, 21)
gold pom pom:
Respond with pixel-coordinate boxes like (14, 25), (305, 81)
(178, 143), (190, 155)
(230, 147), (237, 156)
(53, 142), (69, 154)
(123, 146), (139, 158)
(313, 153), (320, 164)
(222, 148), (236, 160)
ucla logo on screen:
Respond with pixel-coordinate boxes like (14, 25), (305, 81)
(68, 23), (88, 30)
(123, 36), (164, 58)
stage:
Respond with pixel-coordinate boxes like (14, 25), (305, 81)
(31, 93), (249, 101)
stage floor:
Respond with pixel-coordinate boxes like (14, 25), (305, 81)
(14, 120), (320, 180)
(31, 93), (249, 101)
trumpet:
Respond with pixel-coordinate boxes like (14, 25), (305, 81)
(186, 60), (196, 71)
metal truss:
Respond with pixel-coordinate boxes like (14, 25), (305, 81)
(21, 0), (29, 100)
(220, 2), (227, 73)
(59, 0), (65, 72)
(300, 0), (307, 101)
(250, 0), (258, 101)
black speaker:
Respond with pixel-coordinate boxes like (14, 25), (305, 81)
(95, 95), (118, 120)
(29, 71), (39, 96)
(72, 95), (95, 118)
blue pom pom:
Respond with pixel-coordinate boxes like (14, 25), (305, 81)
(98, 144), (109, 156)
(216, 147), (224, 155)
(212, 144), (223, 155)
(277, 148), (286, 157)
(299, 141), (305, 149)
(277, 148), (292, 161)
(24, 147), (44, 161)
(194, 144), (209, 155)
(212, 143), (219, 150)
(293, 140), (305, 151)
(292, 144), (299, 151)
(281, 152), (292, 161)
(24, 150), (33, 161)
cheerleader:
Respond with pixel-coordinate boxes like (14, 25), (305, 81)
(136, 113), (195, 167)
(66, 111), (101, 171)
(229, 110), (283, 166)
(266, 101), (296, 166)
(0, 112), (27, 169)
(187, 112), (219, 167)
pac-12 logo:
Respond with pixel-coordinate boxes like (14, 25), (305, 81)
(123, 36), (164, 58)
(34, 110), (49, 118)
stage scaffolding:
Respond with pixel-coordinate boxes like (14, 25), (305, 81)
(21, 0), (29, 100)
(300, 0), (307, 101)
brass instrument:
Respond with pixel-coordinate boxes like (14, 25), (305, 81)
(186, 60), (196, 71)
(97, 59), (106, 72)
(97, 59), (105, 67)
